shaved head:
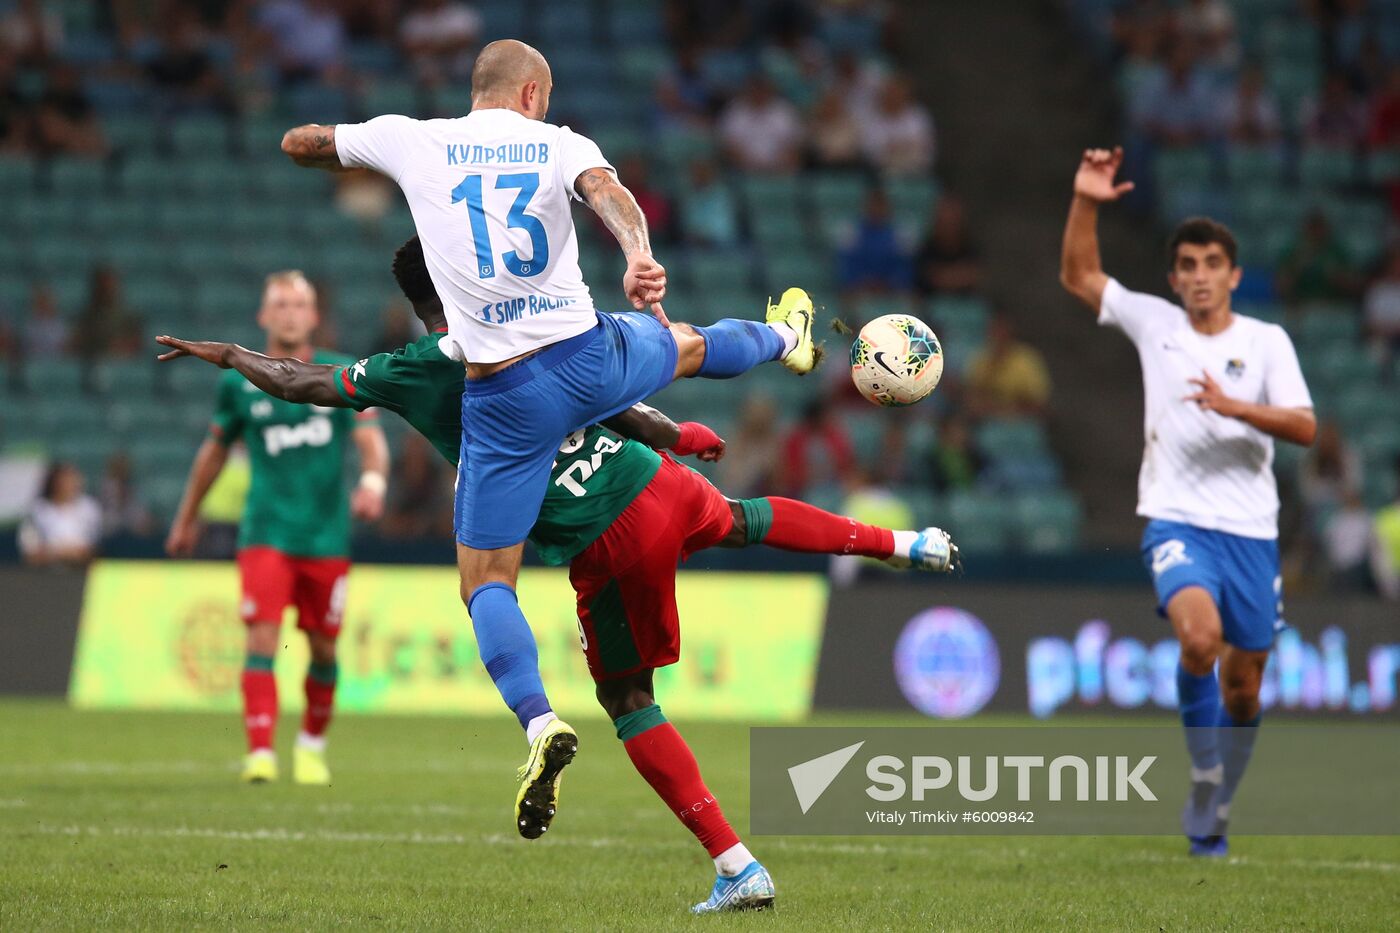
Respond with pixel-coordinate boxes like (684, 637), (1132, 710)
(471, 39), (552, 114)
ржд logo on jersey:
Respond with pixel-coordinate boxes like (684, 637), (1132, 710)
(263, 415), (333, 456)
(1150, 539), (1192, 577)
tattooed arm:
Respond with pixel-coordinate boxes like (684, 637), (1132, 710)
(280, 124), (350, 171)
(575, 166), (668, 319)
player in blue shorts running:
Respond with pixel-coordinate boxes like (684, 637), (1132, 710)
(1060, 148), (1316, 857)
(281, 39), (816, 839)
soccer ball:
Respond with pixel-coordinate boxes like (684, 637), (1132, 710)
(849, 314), (944, 407)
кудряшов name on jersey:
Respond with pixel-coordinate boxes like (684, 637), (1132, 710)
(446, 143), (550, 166)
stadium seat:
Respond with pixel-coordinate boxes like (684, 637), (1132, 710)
(686, 251), (754, 290)
(945, 491), (1011, 554)
(1294, 310), (1360, 346)
(1298, 147), (1359, 189)
(1224, 145), (1286, 186)
(976, 419), (1048, 462)
(1015, 491), (1083, 554)
(0, 155), (34, 194)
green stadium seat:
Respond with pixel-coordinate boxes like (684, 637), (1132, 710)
(763, 253), (833, 294)
(1335, 384), (1400, 436)
(1152, 147), (1214, 192)
(97, 237), (170, 278)
(976, 418), (1049, 461)
(808, 172), (869, 217)
(362, 79), (426, 118)
(1362, 456), (1399, 509)
(170, 116), (236, 157)
(1293, 310), (1359, 346)
(749, 209), (809, 251)
(686, 252), (754, 290)
(1366, 149), (1400, 185)
(1298, 147), (1359, 188)
(740, 175), (802, 213)
(1357, 422), (1400, 462)
(1225, 145), (1286, 186)
(0, 155), (35, 193)
(1015, 491), (1083, 554)
(946, 491), (1011, 554)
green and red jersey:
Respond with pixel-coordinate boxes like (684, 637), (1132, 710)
(211, 349), (370, 558)
(331, 333), (661, 566)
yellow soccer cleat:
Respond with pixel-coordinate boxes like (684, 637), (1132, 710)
(293, 745), (332, 786)
(240, 749), (278, 784)
(766, 287), (818, 374)
(514, 719), (578, 839)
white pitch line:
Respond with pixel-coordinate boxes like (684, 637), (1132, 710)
(1122, 851), (1399, 874)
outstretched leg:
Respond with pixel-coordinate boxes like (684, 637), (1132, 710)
(669, 288), (815, 380)
(720, 498), (959, 572)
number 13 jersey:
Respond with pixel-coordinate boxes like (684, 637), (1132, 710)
(337, 108), (615, 363)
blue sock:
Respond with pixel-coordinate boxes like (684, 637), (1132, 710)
(467, 583), (552, 730)
(1177, 664), (1221, 771)
(1216, 707), (1261, 815)
(694, 319), (784, 378)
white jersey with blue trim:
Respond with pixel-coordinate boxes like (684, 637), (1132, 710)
(337, 108), (614, 364)
(1099, 278), (1313, 540)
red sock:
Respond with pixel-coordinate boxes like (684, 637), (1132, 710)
(622, 719), (740, 857)
(241, 666), (277, 752)
(302, 663), (337, 738)
(763, 497), (894, 558)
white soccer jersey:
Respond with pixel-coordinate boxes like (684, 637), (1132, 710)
(1099, 278), (1313, 539)
(337, 109), (615, 363)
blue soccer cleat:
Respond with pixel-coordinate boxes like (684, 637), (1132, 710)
(691, 861), (776, 914)
(1188, 834), (1228, 858)
(1180, 772), (1222, 839)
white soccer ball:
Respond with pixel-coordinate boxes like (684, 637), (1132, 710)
(849, 313), (945, 407)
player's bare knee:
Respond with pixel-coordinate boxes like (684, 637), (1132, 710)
(1178, 635), (1218, 675)
(670, 324), (705, 379)
(595, 676), (654, 721)
(1221, 683), (1260, 721)
(307, 633), (337, 666)
(246, 623), (279, 657)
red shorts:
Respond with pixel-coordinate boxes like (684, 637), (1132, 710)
(569, 454), (734, 682)
(237, 546), (350, 637)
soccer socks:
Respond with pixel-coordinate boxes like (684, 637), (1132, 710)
(694, 319), (785, 378)
(302, 660), (337, 740)
(739, 496), (895, 558)
(242, 654), (278, 752)
(467, 583), (553, 734)
(615, 704), (742, 861)
(1215, 708), (1261, 818)
(1176, 664), (1222, 774)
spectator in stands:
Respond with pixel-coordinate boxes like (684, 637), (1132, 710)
(929, 413), (984, 494)
(653, 44), (715, 134)
(0, 47), (32, 153)
(858, 75), (935, 175)
(17, 462), (101, 568)
(615, 154), (674, 244)
(380, 433), (454, 539)
(1300, 71), (1369, 148)
(1175, 0), (1239, 71)
(1276, 210), (1359, 306)
(1133, 42), (1214, 147)
(142, 7), (236, 119)
(1323, 488), (1374, 590)
(71, 265), (143, 363)
(780, 399), (855, 497)
(1363, 244), (1400, 364)
(33, 64), (107, 158)
(98, 452), (151, 537)
(679, 157), (740, 248)
(257, 0), (347, 86)
(1218, 63), (1281, 144)
(915, 194), (982, 296)
(837, 188), (915, 296)
(0, 0), (63, 65)
(832, 465), (916, 586)
(718, 74), (803, 173)
(22, 283), (68, 357)
(1372, 457), (1400, 599)
(367, 302), (418, 356)
(828, 49), (883, 119)
(718, 394), (780, 499)
(400, 0), (481, 88)
(334, 168), (394, 221)
(1300, 421), (1363, 520)
(965, 313), (1052, 418)
(1368, 64), (1400, 148)
(807, 87), (863, 170)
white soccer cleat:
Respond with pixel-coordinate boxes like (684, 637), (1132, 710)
(885, 526), (961, 573)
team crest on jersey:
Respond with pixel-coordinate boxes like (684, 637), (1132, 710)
(1225, 358), (1246, 379)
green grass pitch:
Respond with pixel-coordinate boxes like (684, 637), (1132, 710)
(1, 700), (1396, 930)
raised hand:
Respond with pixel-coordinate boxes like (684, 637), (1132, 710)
(1074, 147), (1135, 203)
(1184, 369), (1243, 418)
(155, 335), (233, 367)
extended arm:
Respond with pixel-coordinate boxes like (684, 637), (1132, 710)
(1059, 147), (1135, 312)
(576, 166), (668, 320)
(280, 124), (349, 171)
(156, 337), (346, 407)
(602, 403), (726, 461)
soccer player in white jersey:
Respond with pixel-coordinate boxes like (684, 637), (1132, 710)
(276, 41), (839, 884)
(1059, 147), (1316, 857)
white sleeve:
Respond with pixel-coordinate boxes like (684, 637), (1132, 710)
(1097, 277), (1178, 345)
(336, 115), (418, 181)
(556, 126), (615, 202)
(1262, 325), (1314, 409)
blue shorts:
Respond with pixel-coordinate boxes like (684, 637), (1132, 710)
(455, 311), (678, 549)
(1140, 519), (1283, 652)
